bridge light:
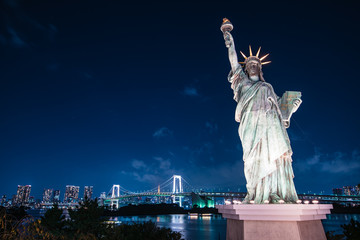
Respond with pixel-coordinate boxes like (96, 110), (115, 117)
(312, 200), (319, 204)
(225, 200), (231, 205)
(250, 200), (255, 204)
(279, 200), (285, 204)
(296, 200), (302, 204)
(304, 200), (310, 204)
(263, 200), (269, 204)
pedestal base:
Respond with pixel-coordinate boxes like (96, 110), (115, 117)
(216, 204), (333, 240)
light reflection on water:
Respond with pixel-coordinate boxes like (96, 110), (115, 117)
(108, 213), (360, 239)
(322, 214), (360, 235)
(109, 214), (226, 240)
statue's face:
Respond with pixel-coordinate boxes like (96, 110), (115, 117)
(246, 60), (260, 77)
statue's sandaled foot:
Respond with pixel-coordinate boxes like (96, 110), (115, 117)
(270, 194), (281, 203)
(242, 193), (254, 204)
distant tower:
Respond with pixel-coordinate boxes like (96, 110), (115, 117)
(16, 185), (31, 205)
(172, 175), (183, 193)
(110, 185), (120, 210)
(43, 188), (53, 203)
(172, 175), (183, 207)
(84, 186), (93, 200)
(64, 185), (80, 203)
(111, 185), (120, 198)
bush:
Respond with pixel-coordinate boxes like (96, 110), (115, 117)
(1, 200), (183, 239)
(341, 218), (360, 240)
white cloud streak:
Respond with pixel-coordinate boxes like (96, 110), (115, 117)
(153, 127), (173, 138)
(297, 149), (360, 174)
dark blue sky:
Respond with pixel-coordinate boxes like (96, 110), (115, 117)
(1, 0), (359, 199)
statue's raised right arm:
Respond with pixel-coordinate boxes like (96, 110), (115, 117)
(223, 31), (239, 73)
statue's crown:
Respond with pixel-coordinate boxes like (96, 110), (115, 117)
(239, 46), (271, 66)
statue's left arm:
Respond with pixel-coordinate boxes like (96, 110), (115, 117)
(276, 92), (302, 128)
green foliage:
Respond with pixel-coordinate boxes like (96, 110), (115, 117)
(40, 204), (65, 236)
(1, 200), (183, 239)
(341, 218), (360, 240)
(67, 197), (106, 238)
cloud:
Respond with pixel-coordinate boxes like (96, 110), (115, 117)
(132, 173), (162, 184)
(131, 159), (147, 170)
(184, 160), (246, 190)
(0, 1), (58, 48)
(297, 149), (360, 174)
(7, 27), (27, 47)
(154, 157), (171, 170)
(205, 121), (218, 134)
(182, 86), (199, 97)
(153, 127), (173, 138)
(122, 156), (176, 187)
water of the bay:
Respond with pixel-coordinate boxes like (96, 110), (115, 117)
(108, 213), (360, 240)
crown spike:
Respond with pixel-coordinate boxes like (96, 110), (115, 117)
(256, 47), (261, 58)
(261, 61), (271, 65)
(240, 51), (247, 59)
(260, 53), (269, 61)
(249, 45), (253, 56)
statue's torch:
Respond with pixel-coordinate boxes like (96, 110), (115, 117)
(220, 18), (233, 48)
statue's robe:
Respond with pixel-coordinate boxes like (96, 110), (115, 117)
(229, 66), (298, 203)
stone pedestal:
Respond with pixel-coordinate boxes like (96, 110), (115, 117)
(216, 204), (333, 240)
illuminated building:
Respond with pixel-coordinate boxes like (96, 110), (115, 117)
(15, 185), (31, 205)
(100, 192), (106, 199)
(64, 185), (80, 203)
(84, 186), (93, 199)
(98, 192), (106, 206)
(332, 188), (343, 195)
(343, 186), (356, 196)
(43, 189), (53, 203)
(53, 190), (60, 203)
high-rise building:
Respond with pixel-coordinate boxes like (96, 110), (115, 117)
(343, 186), (356, 196)
(84, 186), (93, 200)
(98, 192), (106, 206)
(43, 189), (53, 203)
(100, 192), (106, 199)
(64, 185), (80, 203)
(15, 185), (31, 205)
(53, 190), (60, 203)
(332, 188), (343, 195)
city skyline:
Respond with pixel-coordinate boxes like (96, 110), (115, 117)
(2, 181), (360, 203)
(1, 1), (359, 199)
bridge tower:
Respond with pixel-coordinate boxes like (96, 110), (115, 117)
(172, 175), (183, 207)
(110, 184), (120, 209)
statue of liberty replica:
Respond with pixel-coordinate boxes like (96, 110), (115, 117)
(221, 18), (302, 204)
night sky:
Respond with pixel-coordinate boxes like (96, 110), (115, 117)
(1, 0), (359, 199)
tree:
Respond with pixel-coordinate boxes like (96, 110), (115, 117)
(342, 218), (360, 240)
(40, 204), (66, 236)
(67, 197), (105, 238)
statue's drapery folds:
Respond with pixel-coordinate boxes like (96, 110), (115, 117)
(228, 66), (298, 203)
